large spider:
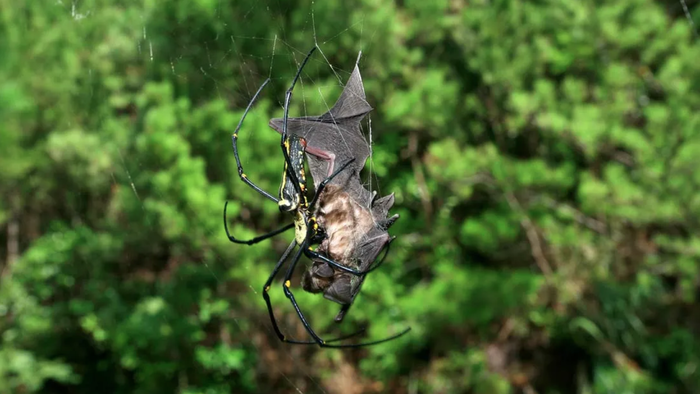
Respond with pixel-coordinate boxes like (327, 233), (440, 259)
(224, 47), (408, 347)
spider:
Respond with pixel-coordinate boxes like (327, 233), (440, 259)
(224, 47), (409, 347)
(302, 183), (400, 323)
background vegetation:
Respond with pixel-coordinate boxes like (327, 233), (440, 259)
(2, 0), (700, 393)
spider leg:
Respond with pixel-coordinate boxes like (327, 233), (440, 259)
(307, 158), (356, 211)
(262, 240), (367, 345)
(223, 201), (294, 245)
(278, 47), (317, 197)
(262, 240), (316, 344)
(281, 241), (411, 348)
(304, 235), (394, 276)
(232, 78), (279, 203)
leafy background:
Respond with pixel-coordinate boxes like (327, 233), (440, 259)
(2, 0), (700, 393)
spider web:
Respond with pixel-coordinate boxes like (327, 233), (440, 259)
(680, 0), (699, 39)
(111, 1), (700, 391)
(114, 3), (386, 394)
(17, 0), (700, 393)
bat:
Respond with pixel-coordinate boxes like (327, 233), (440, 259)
(269, 52), (399, 322)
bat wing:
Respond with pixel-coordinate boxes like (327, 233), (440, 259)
(269, 52), (372, 189)
(331, 226), (393, 322)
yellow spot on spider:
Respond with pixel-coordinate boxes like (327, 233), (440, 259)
(233, 133), (238, 138)
(264, 285), (270, 292)
(284, 280), (291, 288)
(300, 184), (306, 191)
(241, 173), (247, 179)
(284, 140), (290, 150)
(320, 340), (326, 344)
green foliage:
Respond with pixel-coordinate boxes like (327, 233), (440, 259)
(1, 0), (699, 392)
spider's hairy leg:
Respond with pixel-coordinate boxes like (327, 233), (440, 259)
(226, 79), (293, 244)
(223, 201), (294, 245)
(231, 78), (279, 203)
